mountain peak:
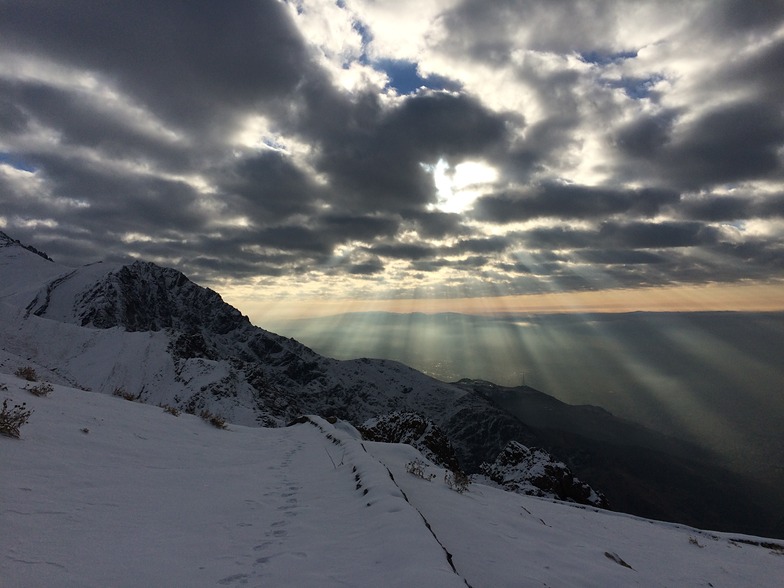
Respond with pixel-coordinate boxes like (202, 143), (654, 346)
(26, 259), (250, 335)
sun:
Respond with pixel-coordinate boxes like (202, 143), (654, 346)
(423, 158), (498, 213)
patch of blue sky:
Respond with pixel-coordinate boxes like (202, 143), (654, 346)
(342, 11), (459, 95)
(0, 152), (36, 172)
(262, 136), (287, 152)
(376, 59), (461, 95)
(606, 74), (665, 100)
(352, 19), (373, 63)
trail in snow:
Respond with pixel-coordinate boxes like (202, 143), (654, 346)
(2, 374), (784, 587)
(0, 377), (463, 587)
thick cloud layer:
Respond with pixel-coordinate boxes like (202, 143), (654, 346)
(0, 0), (782, 299)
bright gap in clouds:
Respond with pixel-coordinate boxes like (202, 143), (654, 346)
(423, 158), (498, 213)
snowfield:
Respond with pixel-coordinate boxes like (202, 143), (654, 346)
(2, 375), (783, 587)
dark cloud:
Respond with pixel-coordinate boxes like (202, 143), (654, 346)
(0, 96), (29, 133)
(614, 101), (784, 191)
(190, 256), (285, 278)
(311, 91), (512, 214)
(0, 0), (312, 131)
(671, 193), (784, 222)
(705, 0), (784, 34)
(520, 221), (720, 251)
(346, 258), (385, 275)
(613, 110), (679, 159)
(406, 211), (468, 239)
(718, 37), (784, 101)
(664, 101), (784, 189)
(0, 0), (782, 294)
(0, 78), (193, 171)
(676, 196), (751, 222)
(254, 226), (331, 255)
(474, 183), (680, 222)
(2, 152), (210, 239)
(366, 243), (435, 260)
(576, 249), (667, 265)
(220, 151), (323, 223)
(411, 255), (489, 272)
(318, 214), (401, 243)
(498, 258), (564, 276)
(599, 221), (720, 249)
(410, 259), (450, 272)
(447, 236), (512, 254)
(714, 239), (784, 271)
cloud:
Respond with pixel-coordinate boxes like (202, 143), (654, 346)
(674, 193), (784, 222)
(406, 210), (468, 239)
(219, 151), (324, 223)
(0, 0), (312, 132)
(575, 249), (666, 265)
(366, 243), (435, 260)
(613, 101), (784, 190)
(347, 258), (385, 275)
(473, 183), (680, 222)
(308, 91), (513, 214)
(521, 221), (720, 251)
(0, 0), (782, 299)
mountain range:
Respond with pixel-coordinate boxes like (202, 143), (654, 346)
(1, 230), (781, 540)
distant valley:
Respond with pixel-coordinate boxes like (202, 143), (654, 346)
(2, 231), (782, 539)
(265, 310), (784, 492)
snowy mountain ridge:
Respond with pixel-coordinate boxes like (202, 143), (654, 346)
(0, 235), (599, 505)
(1, 233), (781, 539)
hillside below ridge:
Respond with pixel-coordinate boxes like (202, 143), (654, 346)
(2, 374), (784, 587)
(0, 235), (551, 479)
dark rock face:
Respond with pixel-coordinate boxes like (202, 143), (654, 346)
(480, 441), (608, 508)
(18, 252), (603, 503)
(74, 261), (248, 334)
(358, 412), (462, 472)
(169, 332), (215, 360)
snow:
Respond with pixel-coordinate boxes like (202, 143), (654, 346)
(3, 235), (784, 586)
(0, 378), (462, 587)
(3, 375), (784, 587)
(0, 240), (67, 307)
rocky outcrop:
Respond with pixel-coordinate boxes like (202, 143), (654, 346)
(480, 440), (608, 508)
(4, 239), (598, 502)
(71, 261), (249, 334)
(358, 412), (461, 472)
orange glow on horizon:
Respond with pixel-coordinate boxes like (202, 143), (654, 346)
(223, 281), (784, 324)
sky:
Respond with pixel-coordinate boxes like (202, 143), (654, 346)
(1, 0), (783, 317)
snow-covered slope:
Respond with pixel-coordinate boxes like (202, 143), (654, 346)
(1, 233), (780, 538)
(0, 231), (63, 306)
(2, 375), (783, 587)
(0, 236), (543, 469)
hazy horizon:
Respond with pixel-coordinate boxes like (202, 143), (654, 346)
(263, 309), (784, 489)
